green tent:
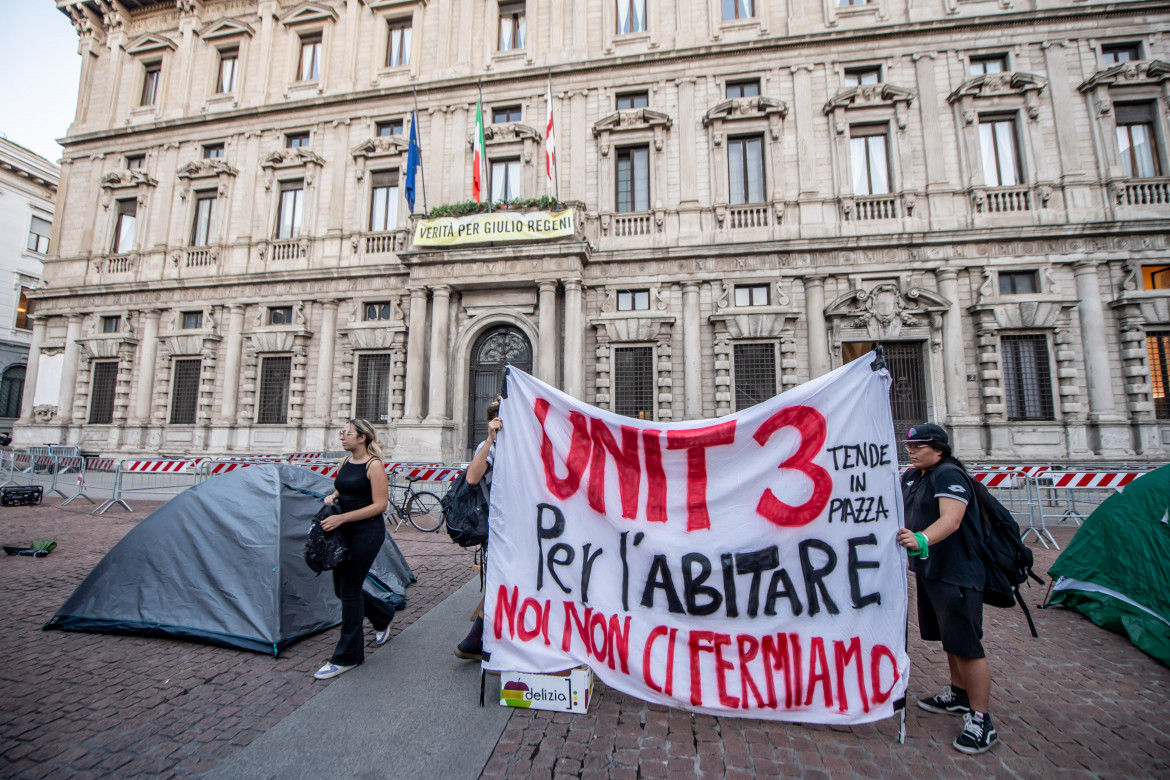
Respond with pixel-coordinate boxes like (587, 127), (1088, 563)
(1046, 464), (1170, 666)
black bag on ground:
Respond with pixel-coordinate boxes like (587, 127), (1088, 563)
(304, 504), (348, 574)
(442, 472), (489, 547)
(970, 478), (1045, 636)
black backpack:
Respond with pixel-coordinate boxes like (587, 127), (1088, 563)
(442, 472), (490, 548)
(969, 478), (1045, 636)
(304, 504), (349, 574)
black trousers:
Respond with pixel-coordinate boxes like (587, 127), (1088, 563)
(330, 518), (386, 666)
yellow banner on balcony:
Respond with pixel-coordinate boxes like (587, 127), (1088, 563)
(413, 209), (575, 246)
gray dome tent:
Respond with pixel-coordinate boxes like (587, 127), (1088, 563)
(44, 463), (413, 655)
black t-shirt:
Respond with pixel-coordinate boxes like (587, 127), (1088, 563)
(901, 461), (985, 589)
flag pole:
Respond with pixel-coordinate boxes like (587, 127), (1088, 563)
(412, 86), (428, 215)
(478, 80), (491, 212)
(548, 69), (560, 205)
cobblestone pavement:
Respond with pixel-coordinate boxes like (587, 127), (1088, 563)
(0, 498), (475, 779)
(483, 525), (1170, 779)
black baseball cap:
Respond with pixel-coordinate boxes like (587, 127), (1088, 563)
(905, 423), (949, 446)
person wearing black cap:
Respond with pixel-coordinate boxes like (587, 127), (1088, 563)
(896, 423), (998, 755)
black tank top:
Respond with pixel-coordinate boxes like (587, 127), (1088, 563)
(335, 458), (376, 514)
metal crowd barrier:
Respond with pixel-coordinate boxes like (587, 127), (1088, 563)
(1031, 470), (1144, 532)
(93, 458), (204, 515)
(970, 470), (1056, 548)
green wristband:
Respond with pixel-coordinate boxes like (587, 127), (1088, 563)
(913, 532), (929, 560)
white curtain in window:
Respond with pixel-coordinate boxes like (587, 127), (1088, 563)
(745, 138), (763, 202)
(632, 149), (649, 211)
(617, 0), (629, 33)
(851, 134), (889, 195)
(278, 188), (302, 238)
(192, 197), (215, 246)
(730, 141), (746, 204)
(517, 14), (526, 47)
(491, 161), (507, 201)
(632, 0), (645, 32)
(115, 212), (135, 254)
(979, 120), (1020, 187)
(370, 184), (399, 231)
(1118, 125), (1157, 178)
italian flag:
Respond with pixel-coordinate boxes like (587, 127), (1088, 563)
(472, 94), (487, 203)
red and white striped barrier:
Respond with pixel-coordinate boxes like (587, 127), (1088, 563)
(119, 458), (204, 474)
(1046, 471), (1142, 489)
(86, 458), (118, 473)
(973, 465), (1051, 477)
(392, 466), (464, 482)
(971, 471), (1020, 488)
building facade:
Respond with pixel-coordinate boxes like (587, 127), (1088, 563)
(0, 138), (55, 435)
(28, 0), (1170, 462)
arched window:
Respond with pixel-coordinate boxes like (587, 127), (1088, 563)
(0, 365), (26, 418)
(466, 325), (532, 456)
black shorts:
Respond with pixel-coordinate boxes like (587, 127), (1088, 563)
(916, 576), (985, 659)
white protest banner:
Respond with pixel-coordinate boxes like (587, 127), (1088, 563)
(483, 353), (909, 724)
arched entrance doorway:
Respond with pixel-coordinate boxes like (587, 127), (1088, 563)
(467, 325), (532, 457)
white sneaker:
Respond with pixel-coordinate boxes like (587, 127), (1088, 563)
(314, 662), (355, 680)
(375, 627), (391, 646)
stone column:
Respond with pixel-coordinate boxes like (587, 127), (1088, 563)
(314, 300), (339, 422)
(537, 280), (558, 384)
(403, 286), (428, 420)
(682, 282), (702, 419)
(563, 279), (584, 398)
(426, 286), (451, 420)
(132, 310), (161, 423)
(935, 269), (969, 418)
(804, 276), (830, 378)
(19, 317), (46, 421)
(220, 305), (246, 422)
(1074, 260), (1116, 419)
(57, 316), (84, 424)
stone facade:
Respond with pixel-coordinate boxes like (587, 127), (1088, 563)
(26, 0), (1170, 462)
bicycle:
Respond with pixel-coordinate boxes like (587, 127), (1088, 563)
(387, 474), (444, 532)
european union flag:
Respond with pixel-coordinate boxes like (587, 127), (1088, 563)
(405, 109), (420, 213)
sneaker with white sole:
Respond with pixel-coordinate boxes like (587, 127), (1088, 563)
(953, 712), (998, 754)
(314, 662), (356, 680)
(375, 627), (391, 646)
(919, 687), (971, 715)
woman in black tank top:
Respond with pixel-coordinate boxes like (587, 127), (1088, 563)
(313, 419), (391, 680)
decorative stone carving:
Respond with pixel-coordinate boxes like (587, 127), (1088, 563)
(1078, 59), (1170, 92)
(592, 109), (672, 155)
(823, 84), (916, 131)
(703, 97), (788, 144)
(947, 72), (1047, 121)
(825, 283), (951, 352)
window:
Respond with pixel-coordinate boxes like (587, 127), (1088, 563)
(101, 316), (121, 334)
(370, 170), (400, 231)
(850, 125), (890, 196)
(190, 192), (216, 247)
(26, 216), (50, 254)
(734, 284), (769, 307)
(616, 145), (650, 212)
(386, 21), (411, 67)
(493, 105), (522, 123)
(0, 365), (24, 418)
(276, 180), (303, 239)
(616, 92), (648, 110)
(616, 0), (646, 34)
(722, 0), (755, 21)
(733, 343), (776, 411)
(364, 302), (395, 321)
(298, 34), (321, 81)
(1143, 265), (1170, 290)
(1001, 334), (1054, 420)
(490, 158), (521, 202)
(125, 154), (145, 170)
(182, 311), (203, 329)
(999, 270), (1038, 295)
(141, 62), (161, 106)
(203, 143), (225, 159)
(113, 199), (136, 254)
(376, 120), (403, 137)
(88, 361), (118, 424)
(1148, 331), (1170, 419)
(969, 55), (1007, 76)
(14, 290), (30, 330)
(498, 2), (525, 51)
(216, 48), (238, 93)
(838, 0), (868, 6)
(613, 346), (654, 419)
(728, 136), (765, 204)
(355, 353), (392, 422)
(1116, 103), (1161, 179)
(979, 116), (1022, 187)
(169, 358), (201, 425)
(616, 289), (650, 311)
(844, 67), (880, 87)
(1102, 43), (1142, 64)
(726, 80), (760, 99)
(256, 355), (291, 424)
(269, 306), (293, 325)
(286, 132), (310, 148)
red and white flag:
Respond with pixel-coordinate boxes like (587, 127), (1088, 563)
(545, 80), (557, 193)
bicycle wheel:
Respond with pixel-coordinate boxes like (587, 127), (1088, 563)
(406, 491), (443, 532)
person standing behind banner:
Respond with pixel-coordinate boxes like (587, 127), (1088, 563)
(454, 398), (501, 662)
(896, 423), (998, 754)
(314, 418), (391, 680)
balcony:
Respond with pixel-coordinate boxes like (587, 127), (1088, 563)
(103, 255), (133, 274)
(611, 212), (653, 237)
(364, 231), (409, 255)
(845, 196), (899, 221)
(184, 248), (217, 268)
(269, 239), (307, 262)
(727, 204), (771, 229)
(975, 186), (1034, 213)
(1114, 178), (1170, 207)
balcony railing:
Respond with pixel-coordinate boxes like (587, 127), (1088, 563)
(1116, 178), (1170, 206)
(105, 255), (132, 273)
(270, 239), (306, 261)
(977, 186), (1032, 213)
(364, 231), (408, 254)
(184, 248), (216, 268)
(727, 204), (770, 229)
(849, 196), (899, 221)
(612, 213), (652, 237)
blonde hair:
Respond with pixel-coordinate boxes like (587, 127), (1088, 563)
(347, 418), (384, 461)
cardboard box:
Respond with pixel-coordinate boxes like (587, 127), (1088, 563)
(499, 668), (593, 713)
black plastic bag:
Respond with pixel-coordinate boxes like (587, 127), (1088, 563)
(304, 504), (348, 574)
